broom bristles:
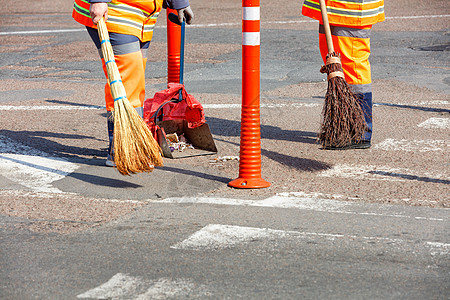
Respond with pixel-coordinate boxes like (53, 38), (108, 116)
(318, 52), (367, 148)
(113, 98), (163, 176)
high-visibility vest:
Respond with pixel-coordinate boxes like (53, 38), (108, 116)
(72, 0), (162, 41)
(302, 0), (385, 26)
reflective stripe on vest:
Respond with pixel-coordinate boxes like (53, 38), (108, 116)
(319, 24), (371, 39)
(302, 0), (385, 26)
(73, 0), (92, 26)
(72, 0), (162, 42)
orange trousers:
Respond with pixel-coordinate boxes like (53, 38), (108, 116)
(319, 24), (372, 87)
(101, 52), (147, 112)
(87, 27), (150, 112)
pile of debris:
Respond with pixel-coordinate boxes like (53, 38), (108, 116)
(166, 133), (195, 152)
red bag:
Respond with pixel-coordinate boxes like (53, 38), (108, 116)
(144, 82), (205, 129)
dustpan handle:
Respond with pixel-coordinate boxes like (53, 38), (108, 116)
(152, 99), (177, 123)
(168, 12), (186, 103)
(178, 19), (185, 102)
(152, 18), (184, 123)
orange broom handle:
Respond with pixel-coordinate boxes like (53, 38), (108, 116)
(319, 0), (334, 54)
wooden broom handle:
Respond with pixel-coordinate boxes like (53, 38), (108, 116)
(319, 0), (334, 54)
(97, 18), (127, 101)
(97, 18), (113, 70)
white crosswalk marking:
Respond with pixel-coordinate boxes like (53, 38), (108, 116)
(373, 139), (448, 152)
(0, 135), (78, 193)
(318, 163), (448, 184)
(77, 274), (211, 299)
(418, 117), (450, 129)
(171, 224), (450, 255)
(425, 242), (450, 256)
(159, 193), (445, 221)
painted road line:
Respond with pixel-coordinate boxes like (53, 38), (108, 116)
(416, 100), (449, 105)
(0, 135), (78, 193)
(2, 14), (449, 35)
(261, 103), (319, 108)
(3, 101), (447, 111)
(204, 103), (319, 109)
(77, 274), (211, 299)
(385, 14), (450, 20)
(0, 105), (105, 111)
(0, 28), (86, 35)
(373, 139), (449, 152)
(374, 100), (449, 107)
(159, 193), (446, 221)
(0, 103), (318, 111)
(425, 242), (450, 256)
(373, 102), (450, 113)
(318, 164), (449, 185)
(418, 118), (450, 129)
(171, 224), (450, 255)
(0, 189), (146, 205)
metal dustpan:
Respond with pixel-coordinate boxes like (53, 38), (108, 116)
(154, 14), (217, 159)
(155, 119), (217, 159)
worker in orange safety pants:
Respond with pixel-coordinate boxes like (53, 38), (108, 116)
(72, 0), (193, 166)
(302, 0), (385, 149)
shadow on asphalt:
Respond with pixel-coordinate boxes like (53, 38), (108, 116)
(161, 166), (231, 184)
(261, 148), (331, 172)
(68, 172), (143, 188)
(45, 99), (105, 109)
(0, 115), (331, 177)
(375, 102), (450, 113)
(0, 130), (105, 164)
(369, 171), (450, 185)
(206, 116), (318, 144)
(213, 136), (331, 172)
(206, 116), (331, 172)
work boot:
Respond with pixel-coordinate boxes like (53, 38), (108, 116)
(324, 140), (371, 150)
(106, 111), (114, 167)
(104, 107), (143, 167)
(105, 153), (116, 167)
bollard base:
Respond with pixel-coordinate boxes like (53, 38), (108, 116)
(228, 177), (271, 189)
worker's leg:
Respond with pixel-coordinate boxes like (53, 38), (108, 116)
(86, 27), (149, 164)
(106, 111), (114, 166)
(319, 24), (373, 142)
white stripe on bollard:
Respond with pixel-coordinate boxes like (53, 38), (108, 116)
(242, 32), (260, 46)
(243, 7), (260, 20)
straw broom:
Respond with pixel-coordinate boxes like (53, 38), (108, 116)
(317, 0), (366, 148)
(97, 18), (163, 175)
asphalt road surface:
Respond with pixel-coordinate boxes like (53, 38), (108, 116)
(0, 0), (449, 299)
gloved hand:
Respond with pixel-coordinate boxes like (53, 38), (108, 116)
(177, 6), (194, 24)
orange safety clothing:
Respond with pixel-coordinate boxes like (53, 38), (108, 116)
(73, 0), (162, 42)
(302, 0), (385, 27)
(73, 0), (160, 111)
(73, 0), (189, 161)
(319, 25), (372, 87)
(84, 26), (149, 111)
(101, 51), (147, 111)
(302, 1), (384, 142)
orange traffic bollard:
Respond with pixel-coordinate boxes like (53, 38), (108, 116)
(229, 0), (270, 189)
(167, 9), (181, 84)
